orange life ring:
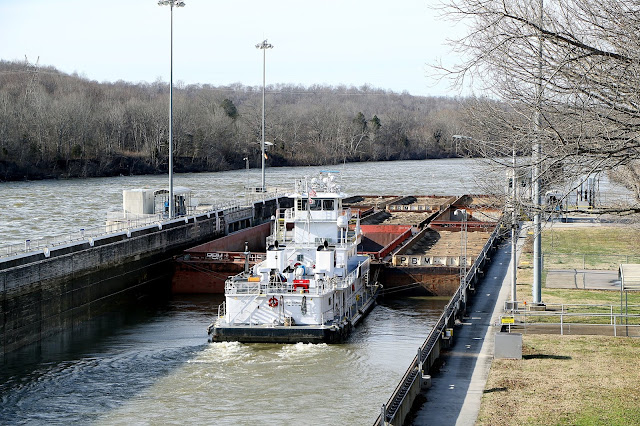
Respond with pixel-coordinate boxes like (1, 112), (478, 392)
(268, 296), (278, 308)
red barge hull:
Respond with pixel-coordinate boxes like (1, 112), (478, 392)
(171, 222), (271, 294)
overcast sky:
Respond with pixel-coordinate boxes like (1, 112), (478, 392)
(0, 0), (468, 97)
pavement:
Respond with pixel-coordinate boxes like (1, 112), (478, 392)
(409, 232), (527, 426)
(545, 269), (620, 290)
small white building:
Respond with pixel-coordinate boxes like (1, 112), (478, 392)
(106, 187), (193, 232)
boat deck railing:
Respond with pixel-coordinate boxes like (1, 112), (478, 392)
(225, 275), (338, 296)
(216, 270), (376, 328)
(225, 258), (370, 296)
(265, 235), (358, 249)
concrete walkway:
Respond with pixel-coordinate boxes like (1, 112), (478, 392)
(409, 234), (526, 425)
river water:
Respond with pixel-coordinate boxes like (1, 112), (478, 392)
(1, 158), (631, 247)
(0, 158), (622, 424)
(1, 158), (496, 247)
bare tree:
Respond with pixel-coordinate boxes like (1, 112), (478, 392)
(438, 0), (640, 212)
(0, 60), (472, 180)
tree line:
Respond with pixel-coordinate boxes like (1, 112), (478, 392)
(0, 59), (467, 181)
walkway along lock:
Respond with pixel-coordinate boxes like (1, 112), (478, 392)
(374, 220), (504, 426)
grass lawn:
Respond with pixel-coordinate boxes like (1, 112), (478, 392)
(478, 224), (640, 425)
(517, 225), (640, 306)
(523, 225), (640, 273)
(477, 334), (640, 425)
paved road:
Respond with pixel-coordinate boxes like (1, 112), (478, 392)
(545, 269), (620, 290)
(409, 237), (523, 426)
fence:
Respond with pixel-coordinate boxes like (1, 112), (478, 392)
(504, 312), (640, 337)
(374, 218), (504, 426)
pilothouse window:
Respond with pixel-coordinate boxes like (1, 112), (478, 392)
(297, 198), (335, 211)
(322, 199), (334, 210)
(309, 199), (322, 211)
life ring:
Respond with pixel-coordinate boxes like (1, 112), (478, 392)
(268, 296), (279, 308)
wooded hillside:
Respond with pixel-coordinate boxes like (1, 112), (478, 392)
(0, 59), (466, 181)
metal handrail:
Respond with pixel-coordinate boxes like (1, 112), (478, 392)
(224, 259), (370, 296)
(507, 312), (640, 337)
(506, 302), (640, 313)
(1, 192), (284, 260)
(1, 213), (197, 259)
(376, 217), (505, 425)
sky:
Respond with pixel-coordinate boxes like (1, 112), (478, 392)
(0, 0), (468, 97)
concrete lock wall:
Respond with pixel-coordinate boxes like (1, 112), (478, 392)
(0, 196), (289, 358)
(0, 214), (222, 357)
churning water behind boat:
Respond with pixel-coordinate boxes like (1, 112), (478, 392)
(0, 295), (446, 425)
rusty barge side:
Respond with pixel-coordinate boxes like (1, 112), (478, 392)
(171, 194), (504, 299)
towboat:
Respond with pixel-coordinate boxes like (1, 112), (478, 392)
(207, 172), (379, 343)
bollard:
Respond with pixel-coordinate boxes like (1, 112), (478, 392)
(25, 239), (31, 251)
(421, 373), (432, 389)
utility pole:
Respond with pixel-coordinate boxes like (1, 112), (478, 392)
(256, 39), (273, 193)
(532, 0), (544, 306)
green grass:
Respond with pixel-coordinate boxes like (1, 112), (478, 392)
(542, 288), (640, 305)
(543, 253), (640, 270)
(516, 226), (640, 304)
(517, 226), (640, 271)
(477, 335), (640, 426)
(478, 225), (640, 424)
(575, 402), (640, 426)
(544, 227), (640, 255)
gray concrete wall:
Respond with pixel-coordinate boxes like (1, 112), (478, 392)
(0, 213), (222, 357)
(0, 196), (291, 358)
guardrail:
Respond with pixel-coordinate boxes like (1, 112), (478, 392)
(505, 302), (640, 314)
(1, 212), (208, 259)
(374, 218), (504, 425)
(1, 191), (284, 260)
(501, 310), (640, 337)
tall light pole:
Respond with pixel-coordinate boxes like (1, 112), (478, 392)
(158, 0), (185, 218)
(243, 156), (249, 195)
(256, 39), (273, 193)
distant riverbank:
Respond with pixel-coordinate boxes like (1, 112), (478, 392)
(0, 153), (460, 182)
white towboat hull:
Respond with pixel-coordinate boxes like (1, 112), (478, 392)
(208, 286), (378, 343)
